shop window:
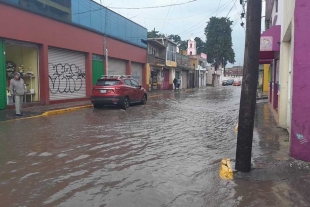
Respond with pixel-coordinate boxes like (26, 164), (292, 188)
(5, 42), (39, 105)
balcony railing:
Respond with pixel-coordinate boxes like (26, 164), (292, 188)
(147, 54), (166, 65)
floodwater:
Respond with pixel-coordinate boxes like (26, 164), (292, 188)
(1, 87), (307, 207)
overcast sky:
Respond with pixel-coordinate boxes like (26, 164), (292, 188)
(94, 0), (265, 67)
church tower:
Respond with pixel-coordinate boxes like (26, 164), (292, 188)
(187, 37), (196, 56)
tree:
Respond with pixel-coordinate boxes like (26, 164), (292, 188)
(179, 40), (188, 50)
(205, 17), (235, 75)
(167, 34), (181, 44)
(194, 37), (206, 54)
(147, 28), (165, 38)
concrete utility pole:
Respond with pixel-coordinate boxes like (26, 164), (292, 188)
(235, 0), (262, 172)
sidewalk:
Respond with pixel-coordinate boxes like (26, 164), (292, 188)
(232, 102), (310, 206)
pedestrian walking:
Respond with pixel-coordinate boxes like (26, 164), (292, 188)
(177, 77), (181, 89)
(173, 78), (177, 90)
(10, 72), (25, 116)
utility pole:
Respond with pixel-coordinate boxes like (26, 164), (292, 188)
(235, 0), (262, 172)
(104, 6), (109, 75)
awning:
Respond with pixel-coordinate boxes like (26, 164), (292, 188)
(259, 25), (281, 60)
(259, 59), (273, 64)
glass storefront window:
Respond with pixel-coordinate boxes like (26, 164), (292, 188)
(5, 41), (39, 104)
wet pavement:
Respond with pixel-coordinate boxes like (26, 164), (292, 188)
(0, 87), (310, 207)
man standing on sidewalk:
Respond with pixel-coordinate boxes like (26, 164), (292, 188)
(10, 72), (25, 116)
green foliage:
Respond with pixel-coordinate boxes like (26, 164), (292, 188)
(147, 28), (165, 38)
(194, 37), (206, 54)
(205, 17), (235, 70)
(178, 40), (188, 50)
(167, 34), (181, 43)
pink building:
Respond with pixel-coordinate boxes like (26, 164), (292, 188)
(260, 0), (310, 162)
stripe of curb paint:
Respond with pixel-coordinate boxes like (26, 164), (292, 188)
(219, 158), (233, 180)
(234, 123), (238, 132)
(41, 105), (93, 116)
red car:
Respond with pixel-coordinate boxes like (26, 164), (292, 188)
(233, 79), (242, 86)
(91, 75), (147, 109)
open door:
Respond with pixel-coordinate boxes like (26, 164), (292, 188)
(0, 39), (6, 110)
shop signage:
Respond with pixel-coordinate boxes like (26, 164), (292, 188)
(260, 36), (273, 51)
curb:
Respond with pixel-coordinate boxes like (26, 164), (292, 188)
(219, 158), (233, 180)
(41, 105), (93, 116)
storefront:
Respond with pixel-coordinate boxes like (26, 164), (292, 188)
(48, 47), (86, 101)
(0, 40), (40, 108)
(131, 62), (143, 84)
(108, 57), (127, 75)
(151, 67), (161, 90)
(162, 68), (170, 90)
(92, 54), (104, 85)
(182, 70), (188, 89)
(189, 71), (195, 88)
(259, 25), (281, 114)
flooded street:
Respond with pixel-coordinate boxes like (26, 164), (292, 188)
(1, 87), (307, 207)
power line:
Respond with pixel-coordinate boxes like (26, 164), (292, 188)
(175, 0), (233, 36)
(72, 0), (197, 14)
(161, 0), (174, 31)
(109, 0), (197, 9)
(226, 0), (238, 18)
(215, 0), (222, 16)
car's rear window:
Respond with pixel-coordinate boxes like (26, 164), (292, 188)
(96, 80), (119, 86)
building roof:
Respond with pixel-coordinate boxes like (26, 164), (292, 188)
(148, 37), (178, 45)
(147, 39), (166, 49)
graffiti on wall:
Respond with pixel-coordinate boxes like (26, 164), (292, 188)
(297, 134), (308, 145)
(49, 63), (86, 94)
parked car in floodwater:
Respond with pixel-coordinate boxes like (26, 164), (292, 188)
(233, 79), (242, 86)
(91, 75), (147, 110)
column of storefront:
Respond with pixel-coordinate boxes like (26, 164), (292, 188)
(86, 52), (92, 97)
(0, 39), (5, 109)
(39, 44), (49, 105)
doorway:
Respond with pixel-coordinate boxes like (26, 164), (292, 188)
(92, 55), (104, 85)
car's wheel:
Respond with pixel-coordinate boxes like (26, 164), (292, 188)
(141, 94), (147, 105)
(93, 103), (101, 109)
(121, 97), (130, 110)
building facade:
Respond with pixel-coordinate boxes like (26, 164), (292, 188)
(0, 0), (147, 109)
(260, 0), (310, 162)
(146, 38), (177, 91)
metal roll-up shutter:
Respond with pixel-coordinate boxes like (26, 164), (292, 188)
(108, 58), (126, 75)
(48, 47), (86, 101)
(182, 71), (188, 89)
(131, 62), (143, 84)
